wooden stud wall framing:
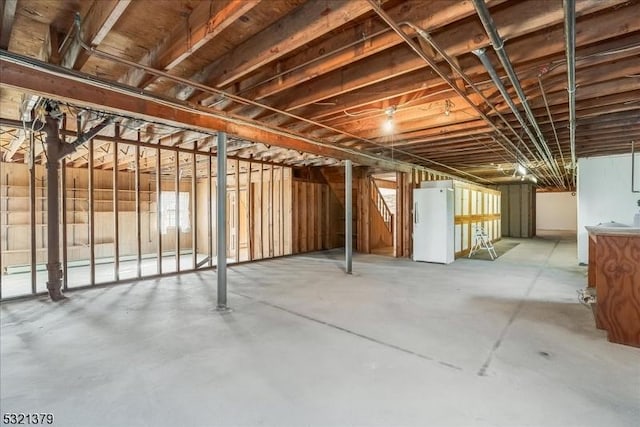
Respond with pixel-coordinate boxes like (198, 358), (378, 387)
(0, 131), (298, 300)
(0, 130), (408, 299)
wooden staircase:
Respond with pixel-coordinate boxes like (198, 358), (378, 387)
(318, 167), (393, 253)
(370, 179), (393, 234)
(369, 179), (393, 250)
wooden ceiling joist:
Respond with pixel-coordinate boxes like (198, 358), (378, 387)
(1, 0), (637, 188)
(0, 0), (17, 50)
(62, 0), (131, 70)
(127, 0), (262, 89)
(184, 0), (380, 102)
(0, 51), (443, 175)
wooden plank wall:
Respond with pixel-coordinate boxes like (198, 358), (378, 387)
(355, 168), (370, 254)
(291, 178), (342, 254)
(195, 162), (293, 262)
(453, 182), (501, 256)
(317, 166), (346, 249)
(394, 170), (415, 258)
(318, 165), (375, 254)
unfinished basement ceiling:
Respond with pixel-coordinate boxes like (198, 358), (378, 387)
(0, 0), (639, 188)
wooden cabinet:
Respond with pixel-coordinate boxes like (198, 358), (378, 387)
(586, 226), (640, 347)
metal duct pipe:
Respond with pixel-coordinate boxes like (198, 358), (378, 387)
(472, 48), (563, 188)
(564, 0), (577, 184)
(472, 0), (565, 187)
(538, 77), (570, 184)
(403, 22), (558, 186)
(366, 0), (548, 184)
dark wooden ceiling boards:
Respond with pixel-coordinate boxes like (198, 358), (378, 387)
(1, 0), (638, 189)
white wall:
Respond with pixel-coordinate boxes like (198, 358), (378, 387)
(577, 153), (640, 264)
(536, 192), (577, 232)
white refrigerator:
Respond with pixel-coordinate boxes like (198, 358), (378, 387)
(413, 187), (455, 264)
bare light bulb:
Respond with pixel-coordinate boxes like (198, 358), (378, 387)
(382, 117), (394, 133)
(517, 164), (527, 175)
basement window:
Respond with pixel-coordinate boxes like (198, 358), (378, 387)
(160, 191), (191, 234)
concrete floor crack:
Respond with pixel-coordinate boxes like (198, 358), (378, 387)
(477, 239), (561, 376)
(231, 290), (464, 372)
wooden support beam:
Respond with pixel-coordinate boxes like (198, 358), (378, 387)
(0, 53), (446, 175)
(183, 0), (379, 101)
(204, 0), (489, 106)
(0, 0), (17, 50)
(4, 128), (26, 162)
(136, 0), (261, 89)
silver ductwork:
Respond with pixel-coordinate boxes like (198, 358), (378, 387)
(472, 0), (565, 187)
(564, 0), (577, 184)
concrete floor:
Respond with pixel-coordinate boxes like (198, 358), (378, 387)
(1, 236), (638, 426)
(1, 253), (234, 299)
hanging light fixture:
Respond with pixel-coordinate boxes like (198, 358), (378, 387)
(444, 99), (452, 116)
(382, 106), (396, 133)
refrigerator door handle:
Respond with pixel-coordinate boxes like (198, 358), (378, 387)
(414, 202), (418, 224)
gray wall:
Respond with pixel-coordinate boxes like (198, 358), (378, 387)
(498, 183), (536, 238)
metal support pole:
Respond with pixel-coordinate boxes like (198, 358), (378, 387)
(192, 143), (197, 269)
(156, 147), (162, 274)
(235, 159), (240, 262)
(113, 137), (119, 281)
(175, 152), (180, 271)
(60, 115), (68, 291)
(564, 0), (577, 184)
(29, 130), (36, 294)
(216, 132), (228, 310)
(0, 157), (2, 297)
(279, 166), (284, 256)
(247, 163), (253, 261)
(345, 160), (352, 274)
(61, 154), (68, 291)
(269, 164), (274, 258)
(43, 115), (64, 300)
(88, 137), (95, 285)
(207, 151), (213, 267)
(259, 163), (264, 259)
(135, 140), (142, 278)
